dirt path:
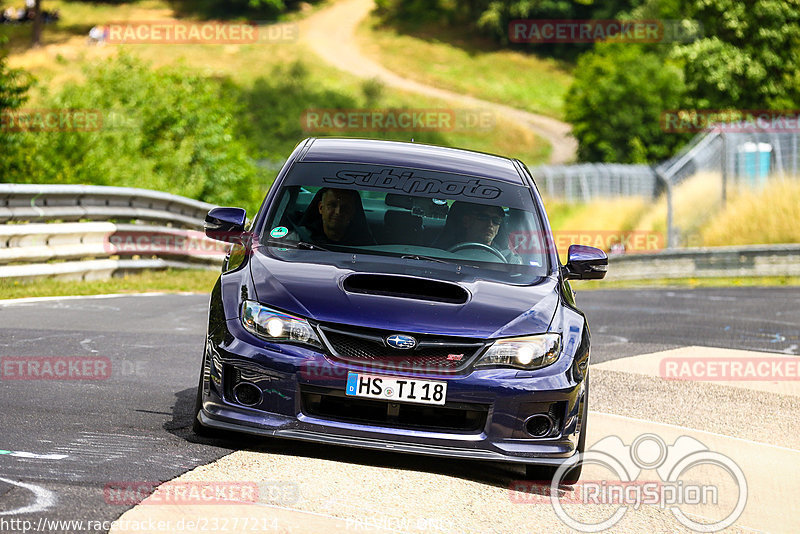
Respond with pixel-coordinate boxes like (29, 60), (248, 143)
(300, 0), (577, 164)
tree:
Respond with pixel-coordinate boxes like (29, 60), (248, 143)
(564, 43), (687, 163)
(0, 39), (33, 179)
(670, 0), (800, 109)
(31, 0), (43, 48)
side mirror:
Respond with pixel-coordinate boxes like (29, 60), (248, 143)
(563, 244), (608, 280)
(204, 207), (247, 242)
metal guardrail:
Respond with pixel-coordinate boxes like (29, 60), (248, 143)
(0, 184), (223, 280)
(607, 244), (800, 281)
(0, 183), (215, 227)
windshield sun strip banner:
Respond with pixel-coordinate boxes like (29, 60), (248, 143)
(281, 162), (534, 210)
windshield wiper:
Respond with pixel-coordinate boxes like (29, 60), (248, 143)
(401, 254), (455, 265)
(296, 241), (331, 251)
(262, 239), (332, 252)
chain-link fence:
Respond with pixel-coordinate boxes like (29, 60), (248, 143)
(532, 163), (658, 201)
(531, 123), (800, 248)
(533, 129), (800, 202)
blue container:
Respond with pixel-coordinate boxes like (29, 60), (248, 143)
(736, 142), (772, 185)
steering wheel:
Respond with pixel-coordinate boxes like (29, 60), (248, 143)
(447, 242), (508, 263)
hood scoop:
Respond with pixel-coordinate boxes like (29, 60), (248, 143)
(343, 274), (469, 304)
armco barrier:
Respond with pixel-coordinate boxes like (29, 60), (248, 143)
(0, 184), (223, 280)
(607, 244), (800, 281)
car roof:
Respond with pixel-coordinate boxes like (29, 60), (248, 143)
(298, 138), (526, 185)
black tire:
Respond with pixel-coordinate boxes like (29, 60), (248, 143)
(525, 375), (589, 485)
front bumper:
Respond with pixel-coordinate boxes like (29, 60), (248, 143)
(198, 318), (587, 467)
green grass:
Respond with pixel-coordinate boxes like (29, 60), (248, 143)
(3, 269), (794, 300)
(577, 276), (800, 290)
(0, 268), (219, 299)
(357, 16), (573, 119)
(1, 0), (173, 54)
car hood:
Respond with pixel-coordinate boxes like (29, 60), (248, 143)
(248, 248), (559, 338)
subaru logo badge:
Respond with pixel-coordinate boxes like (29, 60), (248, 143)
(386, 334), (417, 350)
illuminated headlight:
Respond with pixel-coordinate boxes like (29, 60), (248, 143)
(475, 334), (561, 370)
(241, 300), (322, 348)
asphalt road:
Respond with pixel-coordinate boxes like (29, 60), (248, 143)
(0, 287), (797, 532)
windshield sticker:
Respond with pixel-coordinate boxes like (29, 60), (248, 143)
(270, 226), (289, 239)
(323, 169), (502, 200)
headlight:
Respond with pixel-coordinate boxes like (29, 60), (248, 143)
(475, 334), (561, 370)
(241, 300), (323, 348)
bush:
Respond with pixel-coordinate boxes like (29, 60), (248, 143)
(169, 0), (320, 20)
(4, 54), (265, 211)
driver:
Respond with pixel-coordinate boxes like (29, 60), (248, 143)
(292, 188), (375, 246)
(461, 204), (505, 246)
(435, 201), (522, 263)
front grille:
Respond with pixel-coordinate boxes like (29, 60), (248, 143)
(301, 386), (488, 433)
(317, 325), (486, 374)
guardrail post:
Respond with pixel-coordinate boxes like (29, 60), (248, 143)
(721, 132), (728, 207)
(655, 168), (676, 248)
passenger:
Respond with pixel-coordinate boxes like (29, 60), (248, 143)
(435, 201), (521, 263)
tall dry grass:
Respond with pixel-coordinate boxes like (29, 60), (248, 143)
(702, 178), (800, 246)
(636, 172), (724, 247)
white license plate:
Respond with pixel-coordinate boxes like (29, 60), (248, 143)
(345, 372), (447, 405)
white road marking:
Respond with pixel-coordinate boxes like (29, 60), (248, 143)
(0, 477), (57, 516)
(0, 450), (68, 460)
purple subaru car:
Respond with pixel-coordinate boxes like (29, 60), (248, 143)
(193, 138), (607, 484)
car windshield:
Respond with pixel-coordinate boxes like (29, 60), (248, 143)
(260, 162), (550, 284)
